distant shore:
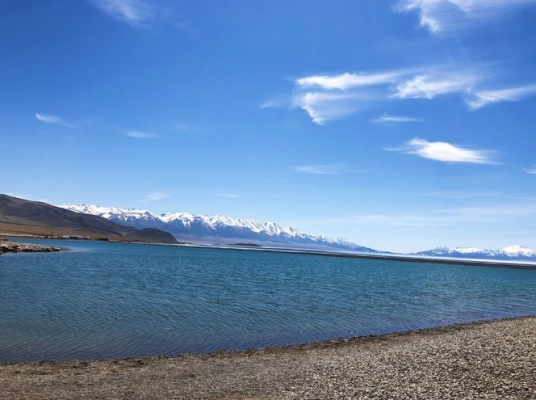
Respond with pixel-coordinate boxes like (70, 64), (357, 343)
(3, 232), (536, 270)
(177, 242), (536, 271)
(1, 316), (535, 399)
(0, 240), (61, 255)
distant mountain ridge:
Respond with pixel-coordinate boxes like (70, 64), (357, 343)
(60, 204), (379, 252)
(0, 195), (135, 236)
(415, 245), (536, 261)
(0, 194), (177, 244)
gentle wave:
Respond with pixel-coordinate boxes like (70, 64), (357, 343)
(1, 240), (536, 362)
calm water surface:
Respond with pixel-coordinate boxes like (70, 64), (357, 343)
(1, 239), (536, 362)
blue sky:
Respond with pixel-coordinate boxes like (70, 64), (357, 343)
(2, 0), (536, 252)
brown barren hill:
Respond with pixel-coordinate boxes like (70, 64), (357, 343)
(0, 194), (177, 244)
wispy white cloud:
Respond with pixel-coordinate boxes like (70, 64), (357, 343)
(524, 165), (536, 174)
(295, 164), (357, 175)
(467, 84), (536, 110)
(35, 113), (76, 128)
(296, 165), (340, 175)
(142, 192), (170, 202)
(288, 71), (410, 125)
(35, 113), (61, 124)
(35, 114), (161, 138)
(259, 97), (291, 110)
(262, 70), (407, 125)
(372, 113), (421, 124)
(392, 73), (476, 99)
(125, 130), (157, 138)
(264, 65), (534, 124)
(265, 67), (477, 124)
(395, 0), (536, 33)
(90, 0), (154, 26)
(292, 92), (365, 125)
(387, 138), (496, 164)
(395, 0), (448, 33)
(219, 193), (242, 198)
(296, 71), (404, 90)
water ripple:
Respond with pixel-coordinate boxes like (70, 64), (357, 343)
(1, 240), (536, 362)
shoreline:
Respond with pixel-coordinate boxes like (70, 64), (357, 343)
(179, 242), (536, 270)
(2, 315), (535, 399)
(0, 315), (532, 365)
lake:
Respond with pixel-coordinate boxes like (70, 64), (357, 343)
(1, 239), (536, 362)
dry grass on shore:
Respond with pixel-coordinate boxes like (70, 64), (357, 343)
(1, 316), (535, 399)
(0, 222), (114, 240)
(0, 222), (172, 244)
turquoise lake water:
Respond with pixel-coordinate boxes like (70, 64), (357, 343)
(1, 239), (536, 362)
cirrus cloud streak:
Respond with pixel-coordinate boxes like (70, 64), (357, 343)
(467, 84), (536, 110)
(296, 71), (405, 91)
(395, 0), (536, 33)
(141, 192), (170, 202)
(372, 113), (421, 124)
(386, 138), (496, 164)
(392, 73), (477, 99)
(35, 113), (76, 128)
(35, 113), (61, 124)
(125, 130), (158, 138)
(295, 164), (356, 175)
(263, 65), (535, 124)
(89, 0), (154, 26)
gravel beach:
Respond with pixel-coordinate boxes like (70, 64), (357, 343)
(1, 316), (535, 399)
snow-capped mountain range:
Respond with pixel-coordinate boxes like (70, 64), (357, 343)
(58, 204), (536, 260)
(59, 204), (378, 252)
(415, 245), (536, 260)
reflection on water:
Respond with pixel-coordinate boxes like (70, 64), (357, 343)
(1, 239), (536, 362)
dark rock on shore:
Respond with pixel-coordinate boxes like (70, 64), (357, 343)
(0, 241), (61, 255)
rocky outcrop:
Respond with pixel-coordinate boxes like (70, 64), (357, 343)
(0, 241), (61, 255)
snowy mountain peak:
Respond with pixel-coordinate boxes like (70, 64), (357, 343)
(417, 245), (536, 260)
(59, 204), (378, 252)
(61, 204), (163, 221)
(501, 245), (536, 257)
(432, 246), (485, 254)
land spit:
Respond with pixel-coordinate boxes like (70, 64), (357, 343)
(0, 240), (61, 255)
(1, 316), (535, 399)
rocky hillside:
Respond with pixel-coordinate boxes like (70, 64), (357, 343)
(0, 194), (178, 244)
